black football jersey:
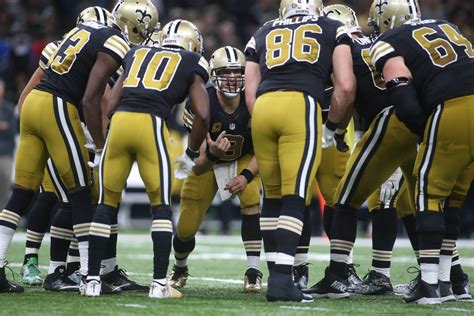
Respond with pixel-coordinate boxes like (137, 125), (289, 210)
(245, 16), (351, 103)
(117, 46), (209, 120)
(36, 22), (129, 106)
(371, 19), (474, 113)
(351, 36), (388, 130)
(184, 86), (253, 164)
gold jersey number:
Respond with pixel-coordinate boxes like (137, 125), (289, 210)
(412, 24), (474, 68)
(265, 25), (322, 69)
(361, 48), (385, 90)
(123, 48), (182, 91)
(49, 28), (91, 74)
(221, 135), (244, 162)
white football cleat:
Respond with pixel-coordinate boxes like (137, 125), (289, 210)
(149, 281), (183, 299)
(83, 278), (101, 297)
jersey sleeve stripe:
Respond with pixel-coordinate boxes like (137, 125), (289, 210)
(336, 26), (348, 39)
(245, 37), (257, 52)
(370, 41), (395, 65)
(198, 57), (210, 74)
(104, 36), (129, 59)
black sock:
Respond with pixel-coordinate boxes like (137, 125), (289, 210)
(50, 204), (73, 267)
(66, 238), (80, 275)
(402, 214), (419, 264)
(260, 198), (280, 273)
(371, 207), (397, 277)
(24, 191), (57, 264)
(323, 205), (335, 239)
(274, 195), (304, 275)
(329, 205), (357, 277)
(172, 235), (195, 267)
(440, 207), (459, 282)
(88, 205), (115, 277)
(151, 205), (173, 279)
(295, 206), (312, 265)
(103, 207), (118, 272)
(416, 211), (444, 284)
(241, 213), (261, 270)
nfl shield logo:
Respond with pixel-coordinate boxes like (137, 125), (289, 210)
(229, 123), (236, 130)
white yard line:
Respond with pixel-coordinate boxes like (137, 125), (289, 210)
(118, 304), (147, 309)
(10, 233), (474, 249)
(280, 306), (330, 312)
(439, 307), (471, 313)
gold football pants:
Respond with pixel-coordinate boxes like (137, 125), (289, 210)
(251, 91), (322, 200)
(99, 112), (172, 208)
(176, 154), (261, 240)
(334, 107), (418, 209)
(415, 96), (474, 212)
(16, 89), (90, 191)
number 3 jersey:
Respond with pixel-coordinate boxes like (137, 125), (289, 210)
(36, 22), (129, 107)
(245, 16), (350, 103)
(117, 46), (209, 120)
(370, 19), (474, 113)
(184, 86), (253, 164)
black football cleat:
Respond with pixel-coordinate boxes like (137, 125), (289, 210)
(43, 266), (79, 292)
(101, 266), (148, 291)
(346, 264), (362, 293)
(169, 265), (190, 289)
(354, 270), (393, 295)
(0, 267), (24, 293)
(303, 267), (350, 299)
(293, 263), (309, 290)
(452, 273), (472, 300)
(403, 280), (440, 305)
(244, 268), (263, 293)
(439, 280), (456, 302)
(266, 271), (313, 303)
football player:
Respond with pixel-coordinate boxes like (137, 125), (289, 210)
(369, 0), (474, 304)
(0, 0), (158, 293)
(169, 46), (263, 293)
(245, 0), (355, 302)
(85, 19), (210, 298)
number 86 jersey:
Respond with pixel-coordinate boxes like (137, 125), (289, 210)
(118, 46), (209, 120)
(370, 19), (474, 113)
(245, 16), (350, 103)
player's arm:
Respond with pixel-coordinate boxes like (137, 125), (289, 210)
(101, 84), (112, 135)
(187, 75), (210, 153)
(225, 155), (258, 195)
(382, 56), (426, 137)
(327, 44), (356, 128)
(18, 67), (45, 113)
(244, 61), (261, 114)
(107, 73), (124, 118)
(82, 52), (120, 151)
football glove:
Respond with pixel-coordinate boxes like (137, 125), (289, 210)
(174, 153), (196, 180)
(322, 124), (336, 148)
(380, 168), (402, 208)
(334, 129), (349, 152)
(81, 122), (96, 152)
(87, 150), (102, 170)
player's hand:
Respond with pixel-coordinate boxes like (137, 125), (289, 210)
(206, 131), (231, 157)
(380, 168), (403, 208)
(174, 153), (196, 179)
(81, 122), (96, 153)
(322, 124), (336, 148)
(225, 175), (247, 195)
(334, 129), (349, 152)
(87, 150), (102, 170)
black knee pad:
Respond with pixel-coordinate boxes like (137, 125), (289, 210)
(416, 211), (445, 234)
(173, 234), (195, 253)
(151, 205), (172, 220)
(5, 187), (36, 214)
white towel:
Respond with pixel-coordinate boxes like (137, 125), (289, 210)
(213, 161), (238, 201)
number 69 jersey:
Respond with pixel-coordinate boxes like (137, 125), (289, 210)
(245, 16), (350, 103)
(36, 21), (129, 107)
(370, 19), (474, 113)
(117, 46), (209, 119)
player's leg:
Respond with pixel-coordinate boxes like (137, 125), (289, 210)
(135, 114), (181, 299)
(85, 112), (135, 296)
(21, 169), (58, 286)
(268, 92), (320, 302)
(170, 170), (216, 288)
(237, 154), (263, 292)
(42, 94), (94, 280)
(405, 98), (473, 304)
(0, 90), (49, 292)
(251, 93), (282, 277)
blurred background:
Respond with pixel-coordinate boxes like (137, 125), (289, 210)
(0, 0), (472, 236)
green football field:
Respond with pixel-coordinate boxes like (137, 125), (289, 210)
(2, 233), (474, 315)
